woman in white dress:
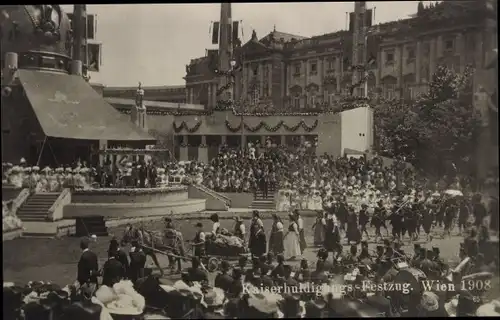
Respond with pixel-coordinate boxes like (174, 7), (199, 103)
(283, 214), (301, 260)
(276, 190), (288, 211)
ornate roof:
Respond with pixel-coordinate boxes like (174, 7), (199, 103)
(259, 30), (306, 46)
(1, 5), (72, 59)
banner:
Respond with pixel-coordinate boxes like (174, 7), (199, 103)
(232, 21), (239, 45)
(86, 14), (95, 40)
(212, 22), (219, 45)
(227, 23), (232, 45)
(365, 9), (373, 27)
(349, 12), (355, 31)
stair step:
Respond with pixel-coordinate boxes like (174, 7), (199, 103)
(20, 208), (52, 211)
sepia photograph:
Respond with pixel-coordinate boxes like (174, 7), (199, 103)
(1, 2), (498, 318)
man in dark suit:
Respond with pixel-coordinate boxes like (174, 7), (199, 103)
(187, 257), (208, 283)
(102, 249), (125, 287)
(77, 237), (99, 288)
(214, 261), (233, 293)
(108, 238), (129, 278)
(128, 240), (147, 285)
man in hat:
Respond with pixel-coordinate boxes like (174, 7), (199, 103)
(372, 200), (388, 241)
(192, 222), (206, 258)
(431, 246), (448, 274)
(411, 244), (423, 266)
(128, 240), (147, 285)
(358, 241), (372, 262)
(76, 237), (99, 291)
(388, 205), (404, 241)
(344, 244), (358, 268)
(359, 203), (370, 240)
(214, 260), (233, 293)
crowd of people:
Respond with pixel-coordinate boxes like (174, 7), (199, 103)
(1, 158), (198, 192)
(12, 210), (494, 318)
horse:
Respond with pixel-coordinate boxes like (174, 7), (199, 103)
(121, 224), (169, 276)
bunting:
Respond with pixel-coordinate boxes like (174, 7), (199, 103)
(212, 22), (219, 45)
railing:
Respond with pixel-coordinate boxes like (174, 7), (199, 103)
(194, 184), (231, 207)
(47, 188), (71, 221)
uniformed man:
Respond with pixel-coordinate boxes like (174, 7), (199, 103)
(358, 241), (372, 262)
(432, 246), (448, 275)
(411, 244), (422, 266)
(359, 204), (370, 239)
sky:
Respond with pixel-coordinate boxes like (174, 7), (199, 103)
(61, 2), (432, 88)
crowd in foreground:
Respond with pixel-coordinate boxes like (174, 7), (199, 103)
(5, 209), (499, 319)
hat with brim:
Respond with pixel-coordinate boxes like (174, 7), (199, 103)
(420, 291), (439, 311)
(248, 292), (281, 314)
(106, 303), (143, 316)
(476, 301), (500, 316)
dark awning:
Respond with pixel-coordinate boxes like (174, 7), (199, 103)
(18, 69), (154, 141)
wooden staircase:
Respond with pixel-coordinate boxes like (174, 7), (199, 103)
(250, 188), (276, 210)
(16, 193), (60, 222)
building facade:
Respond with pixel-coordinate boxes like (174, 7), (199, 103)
(185, 1), (496, 112)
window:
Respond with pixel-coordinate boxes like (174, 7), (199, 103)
(407, 47), (415, 63)
(444, 38), (454, 52)
(294, 63), (301, 75)
(293, 96), (300, 109)
(310, 61), (318, 75)
(385, 85), (396, 99)
(309, 95), (316, 107)
(328, 93), (335, 105)
(385, 50), (395, 65)
(252, 66), (258, 76)
(328, 59), (335, 70)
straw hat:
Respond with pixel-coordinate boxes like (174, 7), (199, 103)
(420, 291), (439, 312)
(32, 166), (40, 171)
(20, 158), (26, 164)
(65, 168), (72, 173)
(24, 167), (32, 173)
(476, 300), (500, 316)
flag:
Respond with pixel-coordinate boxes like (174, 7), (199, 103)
(232, 21), (239, 45)
(227, 23), (232, 45)
(365, 9), (373, 27)
(212, 22), (219, 45)
(349, 12), (355, 31)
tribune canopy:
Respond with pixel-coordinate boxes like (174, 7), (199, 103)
(18, 69), (154, 141)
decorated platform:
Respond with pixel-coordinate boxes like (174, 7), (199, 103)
(64, 186), (206, 219)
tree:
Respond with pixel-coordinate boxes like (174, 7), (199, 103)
(417, 1), (425, 16)
(374, 65), (481, 178)
(412, 65), (481, 176)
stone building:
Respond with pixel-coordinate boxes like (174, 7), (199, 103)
(185, 1), (496, 112)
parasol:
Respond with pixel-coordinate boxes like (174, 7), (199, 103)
(444, 189), (463, 197)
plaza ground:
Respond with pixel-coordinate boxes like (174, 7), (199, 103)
(3, 215), (499, 300)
